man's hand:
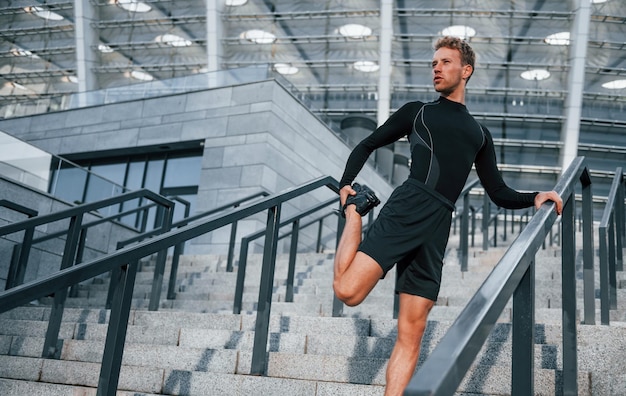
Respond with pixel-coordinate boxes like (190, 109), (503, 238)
(535, 190), (563, 215)
(340, 184), (357, 206)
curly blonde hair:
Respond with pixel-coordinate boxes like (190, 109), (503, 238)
(434, 36), (475, 82)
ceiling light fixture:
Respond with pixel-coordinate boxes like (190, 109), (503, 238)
(354, 61), (380, 73)
(240, 29), (276, 44)
(155, 34), (192, 47)
(338, 24), (372, 39)
(440, 25), (476, 40)
(225, 0), (248, 5)
(10, 48), (33, 57)
(602, 79), (626, 89)
(116, 0), (151, 13)
(130, 70), (154, 81)
(520, 69), (551, 81)
(545, 32), (570, 45)
(98, 44), (114, 53)
(24, 6), (64, 21)
(11, 82), (28, 90)
(274, 63), (299, 75)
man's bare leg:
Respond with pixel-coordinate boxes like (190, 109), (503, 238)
(333, 205), (383, 306)
(384, 293), (434, 396)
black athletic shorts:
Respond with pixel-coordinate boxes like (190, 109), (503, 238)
(358, 178), (454, 301)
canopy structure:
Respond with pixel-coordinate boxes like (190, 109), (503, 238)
(0, 1), (624, 172)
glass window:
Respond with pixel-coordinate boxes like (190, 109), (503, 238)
(50, 165), (87, 204)
(85, 163), (127, 216)
(163, 156), (201, 188)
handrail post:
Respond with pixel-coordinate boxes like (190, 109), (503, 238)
(581, 177), (595, 325)
(316, 218), (323, 253)
(286, 220), (300, 303)
(97, 261), (138, 396)
(147, 205), (173, 311)
(251, 204), (282, 375)
(460, 192), (470, 272)
(233, 237), (250, 314)
(470, 206), (476, 247)
(226, 218), (238, 272)
(561, 194), (578, 395)
(482, 193), (490, 251)
(42, 212), (84, 358)
(608, 222), (617, 309)
(512, 259), (535, 395)
(599, 225), (610, 324)
(616, 171), (624, 270)
(166, 242), (184, 300)
(493, 212), (498, 247)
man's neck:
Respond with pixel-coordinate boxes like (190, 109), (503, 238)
(440, 90), (466, 105)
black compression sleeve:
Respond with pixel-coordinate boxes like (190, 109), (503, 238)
(339, 102), (416, 187)
(474, 126), (537, 209)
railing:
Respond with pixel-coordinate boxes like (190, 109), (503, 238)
(115, 190), (269, 302)
(404, 156), (594, 395)
(0, 199), (38, 288)
(232, 198), (337, 314)
(0, 175), (340, 395)
(0, 189), (175, 359)
(598, 167), (625, 325)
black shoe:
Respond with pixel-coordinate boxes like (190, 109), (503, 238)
(342, 183), (380, 218)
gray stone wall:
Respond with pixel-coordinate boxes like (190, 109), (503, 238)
(0, 79), (393, 255)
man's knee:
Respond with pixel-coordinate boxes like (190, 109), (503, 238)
(333, 280), (365, 307)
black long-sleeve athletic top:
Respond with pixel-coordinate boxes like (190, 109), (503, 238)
(339, 96), (537, 209)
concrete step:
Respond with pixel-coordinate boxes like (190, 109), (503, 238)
(2, 246), (623, 395)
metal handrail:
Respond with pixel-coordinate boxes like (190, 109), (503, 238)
(1, 200), (38, 288)
(115, 190), (270, 301)
(404, 156), (593, 395)
(0, 175), (339, 395)
(0, 189), (175, 360)
(598, 167), (625, 325)
(232, 198), (337, 314)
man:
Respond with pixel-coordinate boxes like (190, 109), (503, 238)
(333, 36), (563, 396)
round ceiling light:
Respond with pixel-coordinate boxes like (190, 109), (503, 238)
(240, 29), (276, 44)
(274, 63), (299, 75)
(225, 0), (248, 5)
(545, 32), (570, 45)
(130, 70), (154, 81)
(520, 69), (551, 81)
(602, 79), (626, 89)
(98, 44), (114, 53)
(338, 24), (372, 39)
(155, 34), (192, 47)
(440, 25), (476, 40)
(354, 61), (380, 73)
(116, 0), (151, 13)
(24, 6), (64, 21)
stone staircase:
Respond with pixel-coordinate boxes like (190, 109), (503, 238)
(0, 236), (625, 395)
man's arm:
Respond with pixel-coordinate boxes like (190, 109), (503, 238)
(474, 126), (562, 214)
(339, 102), (418, 191)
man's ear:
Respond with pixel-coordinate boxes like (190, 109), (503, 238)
(462, 64), (473, 80)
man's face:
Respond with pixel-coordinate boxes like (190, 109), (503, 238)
(431, 47), (471, 95)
